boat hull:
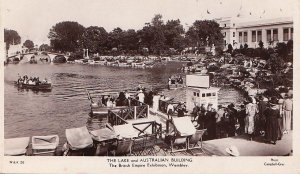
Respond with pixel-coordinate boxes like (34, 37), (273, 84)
(14, 82), (52, 91)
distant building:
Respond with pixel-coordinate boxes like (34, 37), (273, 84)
(6, 43), (29, 57)
(215, 17), (293, 49)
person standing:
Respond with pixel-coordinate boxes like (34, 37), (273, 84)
(168, 77), (171, 90)
(167, 103), (174, 119)
(152, 92), (160, 113)
(206, 107), (217, 140)
(197, 103), (207, 129)
(237, 105), (246, 135)
(227, 103), (238, 137)
(245, 97), (258, 141)
(177, 102), (187, 117)
(215, 105), (224, 138)
(282, 94), (293, 134)
(191, 103), (200, 122)
(257, 96), (268, 135)
(264, 97), (280, 145)
(137, 90), (145, 104)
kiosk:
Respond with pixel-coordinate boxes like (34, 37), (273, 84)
(186, 74), (220, 111)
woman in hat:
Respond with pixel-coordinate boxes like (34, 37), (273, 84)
(282, 94), (293, 134)
(264, 97), (280, 145)
(245, 97), (258, 141)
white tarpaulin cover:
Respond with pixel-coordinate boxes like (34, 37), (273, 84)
(172, 117), (196, 136)
(90, 128), (117, 142)
(66, 126), (93, 150)
(113, 124), (137, 139)
(4, 137), (30, 155)
(32, 135), (59, 150)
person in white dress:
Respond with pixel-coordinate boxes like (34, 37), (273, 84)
(137, 90), (145, 104)
(152, 92), (161, 113)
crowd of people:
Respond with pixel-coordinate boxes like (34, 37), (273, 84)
(95, 86), (158, 108)
(190, 94), (293, 144)
(17, 74), (49, 85)
(168, 76), (184, 90)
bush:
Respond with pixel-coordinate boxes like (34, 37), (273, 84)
(227, 44), (233, 54)
(258, 41), (264, 49)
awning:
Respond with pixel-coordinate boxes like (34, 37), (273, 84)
(66, 126), (93, 150)
(113, 124), (137, 139)
(32, 135), (59, 150)
(172, 117), (196, 136)
(90, 128), (117, 142)
(4, 137), (30, 156)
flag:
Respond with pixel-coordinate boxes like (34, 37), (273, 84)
(249, 12), (252, 15)
(207, 10), (211, 14)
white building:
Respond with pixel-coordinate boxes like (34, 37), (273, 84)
(215, 17), (293, 49)
(6, 43), (28, 57)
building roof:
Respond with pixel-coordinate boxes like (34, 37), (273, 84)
(237, 17), (293, 28)
(188, 87), (220, 92)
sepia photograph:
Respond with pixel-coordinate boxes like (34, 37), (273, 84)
(1, 0), (299, 173)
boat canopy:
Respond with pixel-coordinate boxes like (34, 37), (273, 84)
(4, 137), (30, 156)
(113, 124), (137, 139)
(90, 127), (117, 142)
(32, 135), (59, 150)
(172, 117), (196, 136)
(65, 126), (93, 150)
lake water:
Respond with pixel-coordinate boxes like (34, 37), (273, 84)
(4, 62), (244, 146)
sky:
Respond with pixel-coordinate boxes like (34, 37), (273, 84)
(2, 0), (295, 46)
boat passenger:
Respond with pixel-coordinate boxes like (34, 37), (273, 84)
(107, 96), (113, 107)
(124, 90), (130, 99)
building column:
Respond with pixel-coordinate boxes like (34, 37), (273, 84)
(288, 28), (291, 40)
(262, 30), (267, 47)
(278, 27), (284, 42)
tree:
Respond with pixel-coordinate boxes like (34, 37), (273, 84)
(107, 27), (124, 50)
(287, 40), (293, 53)
(39, 44), (51, 51)
(275, 42), (288, 60)
(268, 53), (285, 73)
(186, 20), (224, 47)
(81, 26), (108, 53)
(258, 41), (264, 49)
(4, 29), (21, 50)
(227, 44), (233, 53)
(23, 40), (34, 49)
(121, 29), (139, 52)
(163, 19), (185, 50)
(48, 21), (85, 52)
(137, 14), (166, 55)
(239, 44), (244, 49)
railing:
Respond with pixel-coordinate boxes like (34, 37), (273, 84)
(108, 110), (128, 126)
(127, 98), (149, 119)
(132, 121), (162, 138)
(107, 110), (162, 139)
